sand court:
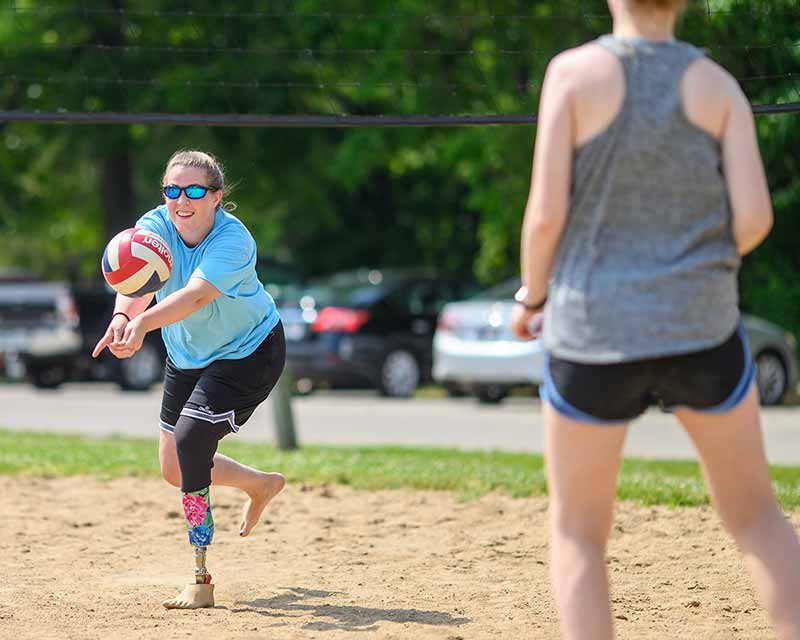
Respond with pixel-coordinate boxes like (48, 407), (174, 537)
(1, 475), (790, 639)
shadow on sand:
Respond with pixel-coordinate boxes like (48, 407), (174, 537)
(232, 586), (471, 632)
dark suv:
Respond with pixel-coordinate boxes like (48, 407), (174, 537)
(283, 268), (476, 397)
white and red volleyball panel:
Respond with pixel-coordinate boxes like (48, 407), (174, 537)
(102, 228), (173, 297)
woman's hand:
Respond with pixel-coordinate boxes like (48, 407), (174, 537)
(117, 317), (148, 356)
(510, 305), (544, 341)
(92, 313), (132, 358)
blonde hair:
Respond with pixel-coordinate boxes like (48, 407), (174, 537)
(627, 0), (688, 10)
(162, 149), (237, 211)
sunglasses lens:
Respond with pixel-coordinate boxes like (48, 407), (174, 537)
(164, 185), (181, 199)
(185, 185), (208, 199)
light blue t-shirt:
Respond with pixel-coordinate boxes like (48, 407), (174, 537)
(136, 205), (280, 369)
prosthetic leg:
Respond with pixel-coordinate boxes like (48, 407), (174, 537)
(163, 413), (229, 610)
(194, 545), (211, 584)
(162, 487), (215, 610)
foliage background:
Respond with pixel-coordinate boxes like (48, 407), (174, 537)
(0, 0), (798, 338)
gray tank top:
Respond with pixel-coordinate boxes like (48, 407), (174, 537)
(542, 36), (741, 363)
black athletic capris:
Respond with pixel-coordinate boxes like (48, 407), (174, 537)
(540, 323), (755, 424)
(159, 322), (286, 436)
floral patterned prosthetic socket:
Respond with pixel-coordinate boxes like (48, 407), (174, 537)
(182, 487), (214, 584)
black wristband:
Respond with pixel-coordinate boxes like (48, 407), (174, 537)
(112, 311), (131, 322)
(514, 285), (547, 311)
(519, 295), (547, 311)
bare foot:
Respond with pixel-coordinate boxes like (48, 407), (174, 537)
(239, 472), (285, 537)
(162, 583), (215, 609)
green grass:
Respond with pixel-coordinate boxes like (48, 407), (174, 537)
(2, 429), (800, 508)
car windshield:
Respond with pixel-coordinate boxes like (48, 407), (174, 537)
(471, 277), (520, 301)
(301, 270), (404, 307)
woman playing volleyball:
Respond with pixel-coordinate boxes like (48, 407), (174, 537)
(511, 0), (800, 638)
(93, 150), (286, 610)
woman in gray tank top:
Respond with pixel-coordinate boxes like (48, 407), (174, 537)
(510, 1), (800, 638)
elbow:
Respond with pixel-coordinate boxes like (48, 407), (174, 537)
(187, 291), (213, 311)
(749, 202), (774, 241)
(523, 208), (565, 240)
(735, 207), (774, 254)
(188, 285), (219, 310)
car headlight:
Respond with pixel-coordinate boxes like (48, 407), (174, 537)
(786, 332), (797, 350)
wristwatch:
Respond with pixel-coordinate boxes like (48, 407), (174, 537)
(514, 286), (547, 311)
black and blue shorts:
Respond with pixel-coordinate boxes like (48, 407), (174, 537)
(540, 324), (755, 425)
(159, 322), (286, 436)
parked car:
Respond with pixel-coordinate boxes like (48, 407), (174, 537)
(433, 278), (799, 406)
(284, 268), (476, 397)
(746, 315), (799, 406)
(0, 270), (83, 388)
(7, 282), (167, 391)
(433, 278), (544, 403)
(69, 285), (168, 391)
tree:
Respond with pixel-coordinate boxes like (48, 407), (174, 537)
(1, 0), (798, 341)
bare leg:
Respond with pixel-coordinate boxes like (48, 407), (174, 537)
(543, 402), (628, 640)
(675, 385), (800, 640)
(158, 430), (285, 535)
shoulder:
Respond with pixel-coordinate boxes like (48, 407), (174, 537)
(684, 55), (741, 101)
(682, 56), (746, 137)
(549, 41), (617, 70)
(544, 42), (621, 95)
(541, 42), (624, 131)
(208, 211), (256, 258)
(215, 211), (254, 244)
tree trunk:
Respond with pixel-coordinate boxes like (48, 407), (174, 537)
(95, 0), (134, 242)
(102, 147), (135, 242)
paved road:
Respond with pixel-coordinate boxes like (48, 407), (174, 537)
(1, 382), (798, 464)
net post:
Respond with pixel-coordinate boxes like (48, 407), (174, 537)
(271, 370), (298, 450)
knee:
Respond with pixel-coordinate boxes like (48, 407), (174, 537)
(159, 432), (181, 487)
(173, 419), (199, 458)
(173, 412), (228, 459)
(160, 457), (181, 487)
(174, 417), (213, 460)
(550, 503), (612, 550)
(718, 498), (781, 542)
(173, 414), (226, 493)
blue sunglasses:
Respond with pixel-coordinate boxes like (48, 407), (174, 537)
(163, 184), (217, 200)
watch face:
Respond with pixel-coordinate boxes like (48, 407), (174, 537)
(514, 287), (528, 303)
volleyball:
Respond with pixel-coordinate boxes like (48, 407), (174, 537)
(102, 228), (173, 297)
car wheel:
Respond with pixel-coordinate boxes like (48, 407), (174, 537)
(474, 384), (509, 404)
(117, 342), (164, 391)
(28, 364), (67, 389)
(755, 350), (787, 406)
(378, 349), (420, 398)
